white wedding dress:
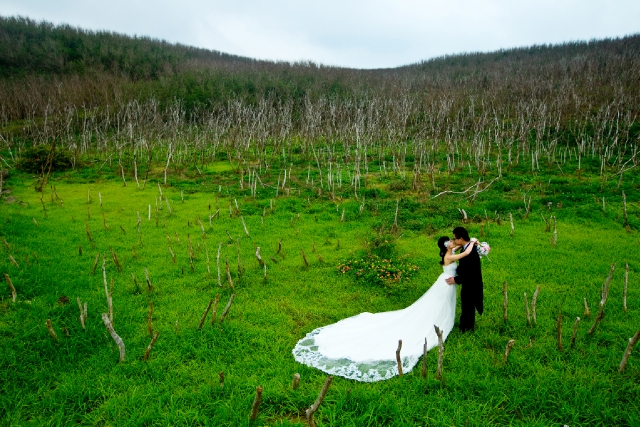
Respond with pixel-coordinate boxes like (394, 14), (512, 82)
(292, 263), (457, 382)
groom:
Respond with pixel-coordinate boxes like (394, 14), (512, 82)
(445, 226), (484, 332)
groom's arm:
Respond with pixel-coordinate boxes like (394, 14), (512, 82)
(451, 265), (467, 285)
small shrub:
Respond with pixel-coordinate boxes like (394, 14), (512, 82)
(361, 187), (386, 199)
(337, 253), (420, 292)
(17, 145), (72, 173)
(368, 231), (396, 258)
(388, 180), (408, 191)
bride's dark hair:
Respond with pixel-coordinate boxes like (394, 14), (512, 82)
(437, 236), (450, 265)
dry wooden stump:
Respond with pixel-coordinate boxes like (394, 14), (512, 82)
(102, 313), (125, 362)
(504, 339), (516, 364)
(305, 376), (332, 427)
(249, 386), (262, 421)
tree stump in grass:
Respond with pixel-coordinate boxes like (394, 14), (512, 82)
(198, 299), (214, 329)
(110, 248), (122, 272)
(220, 294), (235, 323)
(148, 301), (154, 337)
(502, 281), (508, 323)
(509, 212), (514, 236)
(143, 332), (160, 361)
(421, 338), (428, 379)
(255, 247), (264, 267)
(210, 294), (221, 325)
(249, 386), (262, 421)
(583, 298), (591, 317)
(434, 325), (444, 381)
(623, 263), (628, 314)
(241, 216), (250, 237)
(8, 255), (19, 268)
(5, 273), (16, 302)
(531, 286), (540, 325)
(557, 313), (563, 351)
(396, 340), (403, 376)
(216, 242), (222, 287)
(77, 298), (87, 330)
(101, 257), (113, 324)
(46, 319), (58, 341)
(588, 263), (615, 334)
(571, 317), (580, 349)
(618, 330), (640, 373)
(145, 268), (154, 292)
(102, 313), (125, 362)
(225, 259), (234, 289)
(504, 339), (516, 364)
(305, 376), (332, 427)
(622, 191), (630, 230)
(292, 373), (300, 390)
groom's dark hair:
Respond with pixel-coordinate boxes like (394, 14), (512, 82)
(453, 226), (470, 241)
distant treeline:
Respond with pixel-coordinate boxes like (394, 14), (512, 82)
(0, 15), (370, 116)
(0, 15), (256, 78)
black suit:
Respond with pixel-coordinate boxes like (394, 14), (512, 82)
(454, 243), (484, 331)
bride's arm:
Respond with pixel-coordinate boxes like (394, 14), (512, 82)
(446, 239), (477, 262)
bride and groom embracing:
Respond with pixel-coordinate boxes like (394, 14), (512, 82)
(292, 226), (484, 382)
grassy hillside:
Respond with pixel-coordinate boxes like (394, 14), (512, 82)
(1, 153), (639, 426)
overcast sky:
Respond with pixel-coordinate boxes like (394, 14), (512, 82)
(1, 0), (639, 69)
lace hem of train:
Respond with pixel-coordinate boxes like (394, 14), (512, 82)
(292, 327), (420, 382)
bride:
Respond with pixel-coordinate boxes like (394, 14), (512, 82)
(292, 236), (478, 382)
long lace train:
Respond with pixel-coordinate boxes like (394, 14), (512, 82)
(292, 264), (457, 382)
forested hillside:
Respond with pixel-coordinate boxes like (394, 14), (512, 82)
(0, 14), (639, 178)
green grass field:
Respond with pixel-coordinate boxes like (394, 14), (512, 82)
(1, 162), (639, 426)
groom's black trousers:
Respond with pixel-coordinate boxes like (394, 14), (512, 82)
(454, 249), (483, 332)
(459, 287), (476, 332)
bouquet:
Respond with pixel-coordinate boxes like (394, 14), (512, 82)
(476, 241), (491, 259)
